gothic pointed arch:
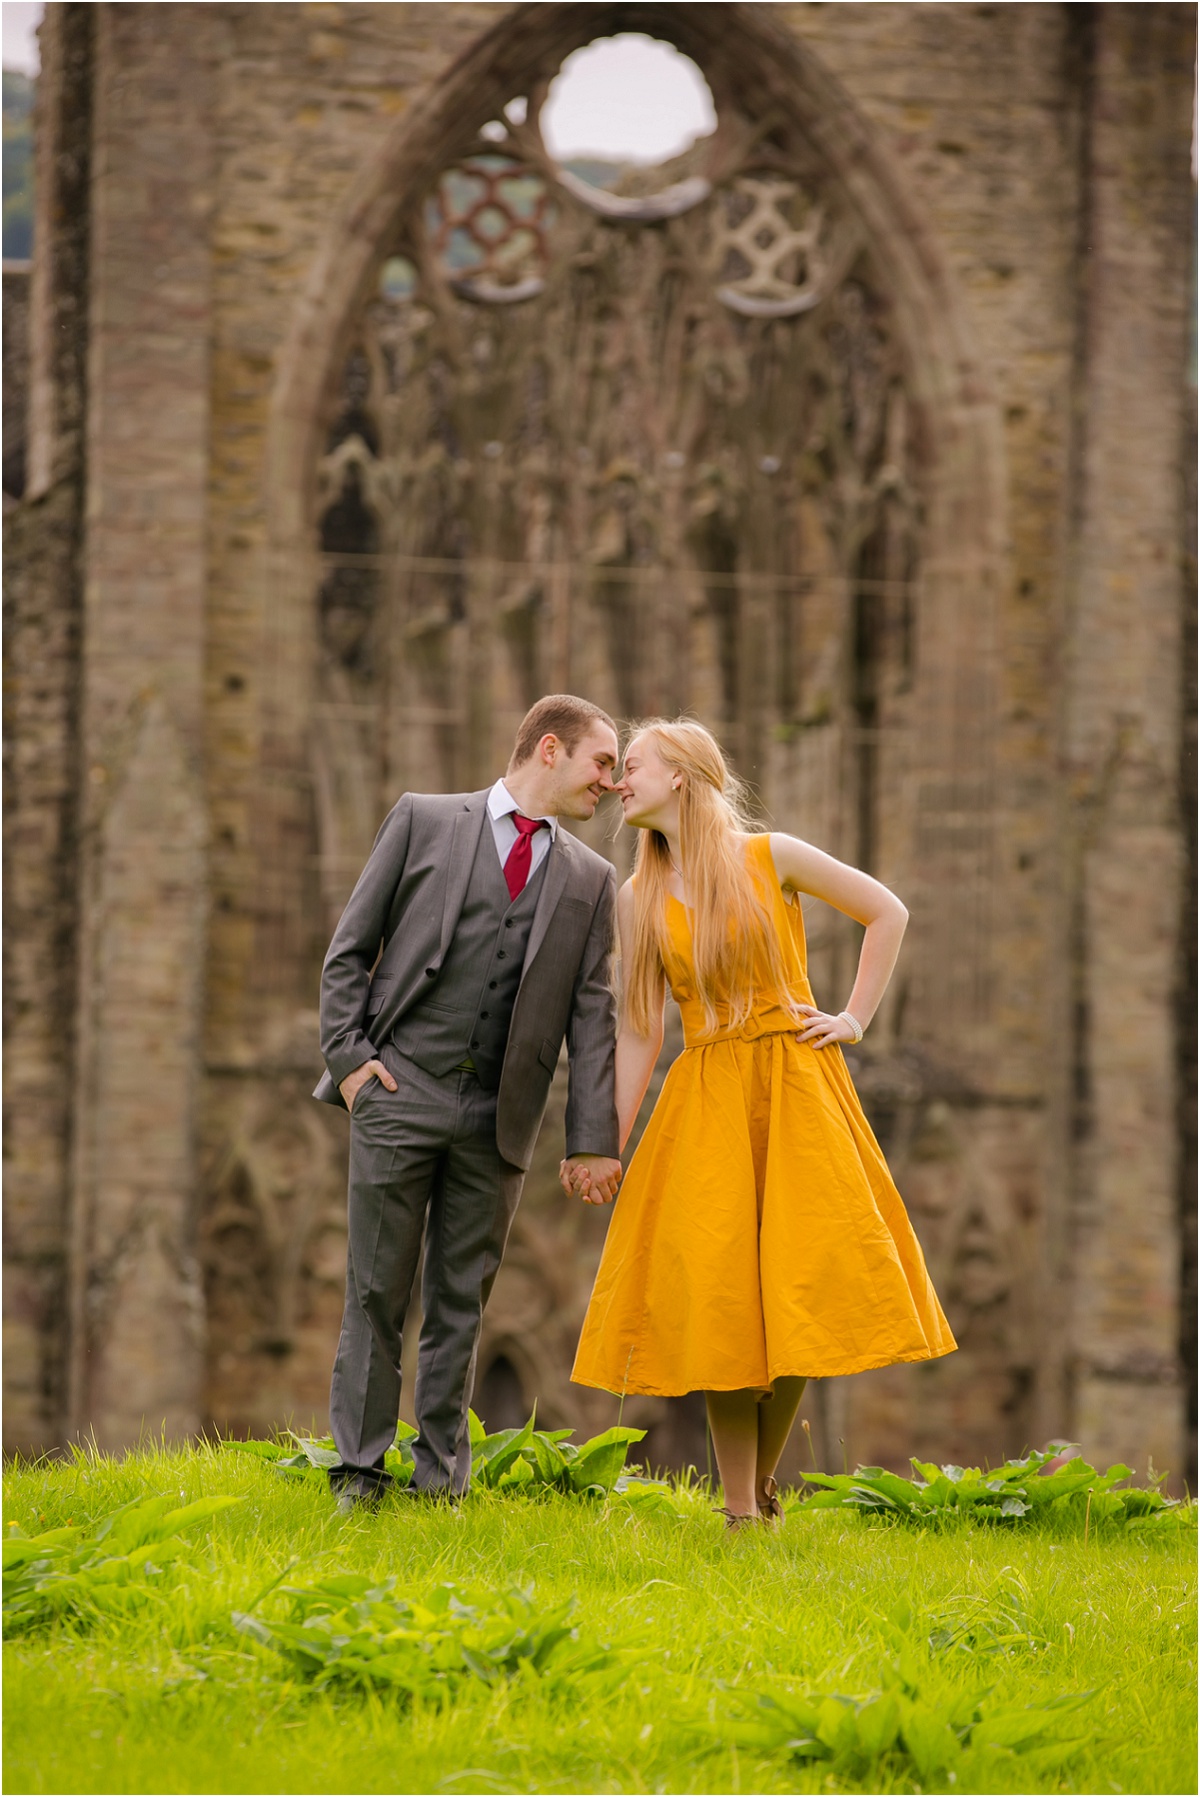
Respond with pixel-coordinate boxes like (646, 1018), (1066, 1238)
(262, 0), (1004, 1054)
(239, 1), (1012, 1460)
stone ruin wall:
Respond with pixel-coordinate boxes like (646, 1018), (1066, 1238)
(3, 2), (1194, 1488)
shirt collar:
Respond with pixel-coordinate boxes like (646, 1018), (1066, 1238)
(488, 777), (559, 838)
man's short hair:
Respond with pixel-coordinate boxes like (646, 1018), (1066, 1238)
(509, 695), (617, 768)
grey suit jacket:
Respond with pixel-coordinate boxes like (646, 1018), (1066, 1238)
(313, 788), (619, 1171)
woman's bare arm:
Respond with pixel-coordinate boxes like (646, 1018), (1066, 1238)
(768, 833), (908, 1045)
(560, 880), (666, 1199)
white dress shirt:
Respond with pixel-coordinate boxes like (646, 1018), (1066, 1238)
(487, 778), (557, 877)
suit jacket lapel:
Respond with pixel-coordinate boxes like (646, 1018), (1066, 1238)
(521, 827), (572, 976)
(439, 791), (489, 961)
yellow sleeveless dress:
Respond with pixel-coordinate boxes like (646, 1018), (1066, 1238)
(572, 834), (956, 1397)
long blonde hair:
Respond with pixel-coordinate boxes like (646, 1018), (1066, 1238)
(623, 719), (800, 1035)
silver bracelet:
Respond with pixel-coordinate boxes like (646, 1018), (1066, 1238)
(838, 1010), (864, 1044)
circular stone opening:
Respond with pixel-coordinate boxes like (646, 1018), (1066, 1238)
(541, 32), (716, 181)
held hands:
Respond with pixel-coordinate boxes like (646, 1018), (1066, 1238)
(794, 1005), (862, 1050)
(559, 1154), (622, 1206)
(338, 1057), (398, 1113)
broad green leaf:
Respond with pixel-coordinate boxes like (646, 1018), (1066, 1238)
(972, 1709), (1057, 1750)
(528, 1433), (569, 1484)
(942, 1687), (987, 1731)
(850, 1468), (925, 1507)
(846, 1485), (903, 1513)
(157, 1497), (241, 1535)
(382, 1448), (414, 1483)
(853, 1692), (901, 1756)
(1017, 1737), (1094, 1774)
(795, 1488), (844, 1509)
(4, 1525), (81, 1559)
(231, 1609), (273, 1644)
(814, 1694), (859, 1754)
(971, 1692), (1094, 1752)
(498, 1458), (534, 1489)
(98, 1497), (176, 1549)
(472, 1418), (532, 1469)
(477, 1417), (537, 1486)
(901, 1702), (961, 1778)
(575, 1425), (646, 1453)
(288, 1438), (341, 1470)
(222, 1438), (286, 1461)
(1120, 1487), (1167, 1516)
(568, 1426), (646, 1493)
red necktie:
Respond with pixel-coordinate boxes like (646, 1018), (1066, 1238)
(504, 813), (548, 900)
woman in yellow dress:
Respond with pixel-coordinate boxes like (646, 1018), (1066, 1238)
(567, 719), (956, 1528)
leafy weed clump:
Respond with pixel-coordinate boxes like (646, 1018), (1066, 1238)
(227, 1408), (653, 1499)
(796, 1443), (1195, 1530)
(3, 1495), (239, 1631)
(720, 1668), (1097, 1785)
(234, 1575), (623, 1699)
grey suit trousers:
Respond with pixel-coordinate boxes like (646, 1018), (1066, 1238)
(328, 1044), (524, 1494)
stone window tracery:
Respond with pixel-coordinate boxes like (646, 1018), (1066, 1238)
(424, 154), (556, 303)
(311, 32), (923, 979)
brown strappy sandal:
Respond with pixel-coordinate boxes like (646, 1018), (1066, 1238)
(717, 1506), (760, 1532)
(757, 1475), (784, 1525)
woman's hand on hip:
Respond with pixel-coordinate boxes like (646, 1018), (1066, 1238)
(794, 1005), (858, 1050)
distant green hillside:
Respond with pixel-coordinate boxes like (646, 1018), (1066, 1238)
(3, 69), (34, 260)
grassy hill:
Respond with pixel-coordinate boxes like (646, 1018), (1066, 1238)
(4, 1433), (1195, 1794)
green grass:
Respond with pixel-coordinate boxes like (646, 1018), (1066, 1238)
(4, 1441), (1195, 1795)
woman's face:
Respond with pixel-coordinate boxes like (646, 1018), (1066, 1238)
(616, 734), (678, 830)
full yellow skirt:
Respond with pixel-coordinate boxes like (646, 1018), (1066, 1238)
(572, 836), (956, 1397)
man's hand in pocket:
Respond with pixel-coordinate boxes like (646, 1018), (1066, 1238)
(339, 1058), (398, 1113)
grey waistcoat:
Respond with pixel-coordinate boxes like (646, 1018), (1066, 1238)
(388, 825), (548, 1089)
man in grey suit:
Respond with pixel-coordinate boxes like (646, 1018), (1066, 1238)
(314, 694), (623, 1509)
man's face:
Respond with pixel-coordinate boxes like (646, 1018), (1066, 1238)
(551, 723), (619, 818)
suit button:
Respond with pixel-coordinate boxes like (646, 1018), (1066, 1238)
(425, 968), (436, 978)
(481, 1012), (490, 1020)
(497, 951), (507, 960)
(489, 981), (498, 990)
(504, 920), (513, 929)
(471, 1039), (480, 1048)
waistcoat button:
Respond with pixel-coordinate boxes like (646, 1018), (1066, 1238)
(497, 950), (507, 959)
(481, 1011), (490, 1020)
(489, 980), (498, 989)
(425, 968), (436, 978)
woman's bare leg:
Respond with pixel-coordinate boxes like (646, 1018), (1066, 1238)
(755, 1376), (806, 1508)
(707, 1377), (809, 1520)
(705, 1388), (760, 1518)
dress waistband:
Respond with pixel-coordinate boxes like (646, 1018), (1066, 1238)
(680, 996), (808, 1050)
